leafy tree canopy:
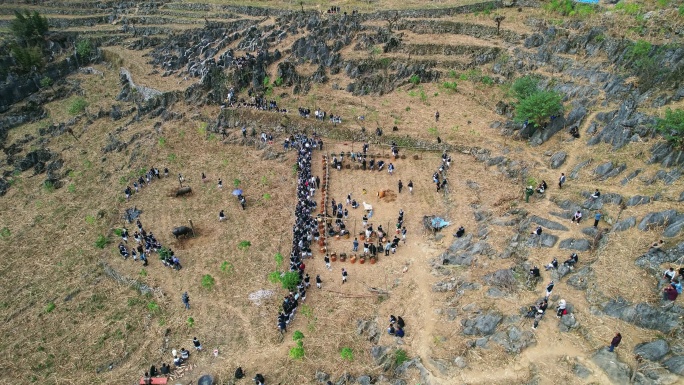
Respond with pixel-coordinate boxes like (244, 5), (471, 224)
(655, 108), (684, 149)
(514, 90), (564, 128)
(10, 10), (49, 47)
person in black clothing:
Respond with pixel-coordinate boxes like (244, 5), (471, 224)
(455, 226), (465, 238)
(235, 367), (245, 379)
(149, 365), (158, 377)
(254, 373), (265, 385)
(564, 253), (578, 267)
(160, 363), (170, 375)
(398, 180), (403, 193)
(530, 266), (540, 278)
(397, 316), (405, 328)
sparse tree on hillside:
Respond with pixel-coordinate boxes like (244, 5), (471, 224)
(514, 90), (564, 129)
(10, 10), (48, 47)
(386, 11), (400, 33)
(494, 15), (505, 35)
(655, 108), (684, 149)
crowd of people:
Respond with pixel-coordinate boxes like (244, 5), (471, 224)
(124, 166), (170, 200)
(276, 134), (322, 334)
(117, 220), (179, 269)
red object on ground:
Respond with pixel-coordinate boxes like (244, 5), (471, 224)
(140, 377), (168, 385)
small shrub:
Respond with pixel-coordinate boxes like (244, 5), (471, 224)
(113, 228), (123, 237)
(263, 193), (271, 200)
(274, 253), (283, 267)
(67, 183), (76, 193)
(441, 81), (458, 93)
(238, 240), (251, 251)
(405, 106), (410, 112)
(292, 330), (305, 341)
(67, 97), (87, 115)
(42, 181), (55, 192)
(419, 88), (428, 104)
(76, 39), (93, 58)
(94, 234), (108, 249)
(44, 302), (56, 313)
(340, 347), (354, 361)
(187, 317), (195, 327)
(139, 269), (147, 277)
(289, 342), (305, 359)
(512, 75), (540, 101)
(201, 274), (216, 290)
(628, 40), (652, 61)
(481, 76), (494, 86)
(40, 76), (53, 88)
(220, 261), (234, 274)
(393, 349), (409, 367)
(0, 227), (10, 238)
(679, 5), (684, 16)
(158, 137), (166, 147)
(233, 178), (241, 188)
(168, 153), (177, 162)
(268, 271), (281, 284)
(274, 76), (283, 86)
(158, 247), (172, 259)
(85, 215), (96, 225)
(615, 1), (642, 15)
(448, 69), (457, 78)
(655, 108), (684, 149)
(281, 271), (301, 291)
(147, 301), (160, 313)
(300, 304), (313, 318)
(409, 74), (420, 85)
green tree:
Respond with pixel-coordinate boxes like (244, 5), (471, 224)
(10, 10), (49, 47)
(10, 44), (44, 73)
(514, 90), (564, 128)
(655, 108), (684, 149)
(511, 75), (540, 101)
(76, 39), (93, 59)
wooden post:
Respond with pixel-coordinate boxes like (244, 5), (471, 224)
(188, 219), (195, 237)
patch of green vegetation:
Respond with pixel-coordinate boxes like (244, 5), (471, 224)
(481, 76), (494, 86)
(292, 330), (304, 341)
(515, 90), (564, 128)
(44, 302), (55, 313)
(289, 331), (305, 359)
(42, 181), (55, 193)
(655, 108), (684, 149)
(94, 235), (108, 249)
(280, 271), (301, 291)
(340, 347), (354, 361)
(0, 227), (10, 239)
(158, 247), (172, 259)
(139, 269), (147, 277)
(615, 1), (642, 16)
(127, 298), (142, 307)
(238, 240), (251, 251)
(405, 106), (410, 112)
(40, 76), (53, 88)
(187, 317), (195, 327)
(274, 253), (283, 267)
(158, 137), (166, 147)
(147, 301), (160, 314)
(274, 76), (283, 86)
(300, 304), (313, 318)
(268, 271), (281, 284)
(220, 261), (234, 274)
(441, 81), (458, 93)
(512, 75), (540, 100)
(201, 274), (216, 290)
(428, 126), (438, 136)
(393, 349), (409, 367)
(85, 215), (96, 225)
(419, 87), (428, 104)
(546, 0), (596, 17)
(409, 74), (420, 85)
(263, 193), (271, 200)
(168, 153), (177, 162)
(67, 98), (87, 115)
(76, 39), (93, 58)
(679, 5), (684, 16)
(233, 178), (241, 188)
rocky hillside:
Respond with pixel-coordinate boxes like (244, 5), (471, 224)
(1, 1), (684, 384)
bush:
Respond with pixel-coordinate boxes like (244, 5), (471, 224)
(514, 90), (564, 128)
(280, 271), (301, 291)
(393, 349), (409, 367)
(268, 271), (281, 284)
(628, 40), (652, 61)
(0, 227), (11, 238)
(158, 247), (172, 259)
(68, 97), (88, 115)
(441, 81), (458, 93)
(220, 261), (234, 274)
(340, 347), (354, 361)
(44, 302), (56, 313)
(10, 44), (44, 73)
(10, 10), (49, 46)
(76, 39), (93, 59)
(289, 342), (305, 359)
(615, 1), (642, 15)
(274, 253), (283, 267)
(292, 330), (304, 341)
(40, 76), (53, 88)
(94, 234), (108, 249)
(409, 74), (420, 85)
(147, 301), (160, 313)
(187, 317), (195, 327)
(238, 240), (251, 251)
(655, 108), (684, 149)
(512, 75), (540, 101)
(201, 274), (215, 290)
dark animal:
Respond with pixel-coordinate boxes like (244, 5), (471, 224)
(172, 226), (193, 239)
(175, 186), (192, 197)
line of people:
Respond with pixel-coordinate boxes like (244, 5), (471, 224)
(124, 166), (170, 200)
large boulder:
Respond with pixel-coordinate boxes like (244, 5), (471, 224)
(483, 269), (517, 289)
(663, 356), (684, 376)
(592, 349), (632, 384)
(530, 215), (569, 231)
(612, 217), (636, 232)
(567, 266), (593, 290)
(549, 151), (567, 169)
(663, 215), (684, 237)
(634, 340), (669, 362)
(626, 195), (651, 206)
(601, 298), (684, 333)
(489, 326), (536, 353)
(559, 238), (591, 251)
(638, 210), (679, 231)
(461, 312), (502, 336)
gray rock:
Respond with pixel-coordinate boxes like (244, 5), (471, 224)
(594, 161), (614, 177)
(626, 195), (651, 206)
(489, 326), (536, 353)
(559, 238), (591, 251)
(448, 234), (472, 252)
(356, 375), (371, 385)
(569, 159), (592, 180)
(581, 227), (598, 237)
(638, 210), (679, 231)
(663, 356), (684, 375)
(392, 380), (407, 385)
(370, 345), (389, 366)
(602, 193), (623, 205)
(475, 337), (489, 348)
(559, 313), (579, 332)
(433, 279), (458, 292)
(601, 298), (684, 333)
(634, 339), (669, 362)
(663, 215), (684, 237)
(530, 215), (569, 231)
(679, 191), (684, 202)
(621, 169), (642, 185)
(612, 217), (636, 232)
(483, 269), (517, 289)
(462, 312), (503, 336)
(441, 252), (473, 266)
(567, 266), (593, 290)
(486, 287), (508, 298)
(552, 264), (573, 281)
(541, 233), (559, 248)
(453, 356), (467, 368)
(573, 362), (593, 379)
(549, 151), (567, 169)
(592, 349), (632, 384)
(316, 371), (330, 382)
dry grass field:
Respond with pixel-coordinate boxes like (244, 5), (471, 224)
(1, 1), (684, 384)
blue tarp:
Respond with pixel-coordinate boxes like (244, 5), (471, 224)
(575, 0), (599, 4)
(431, 217), (450, 230)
